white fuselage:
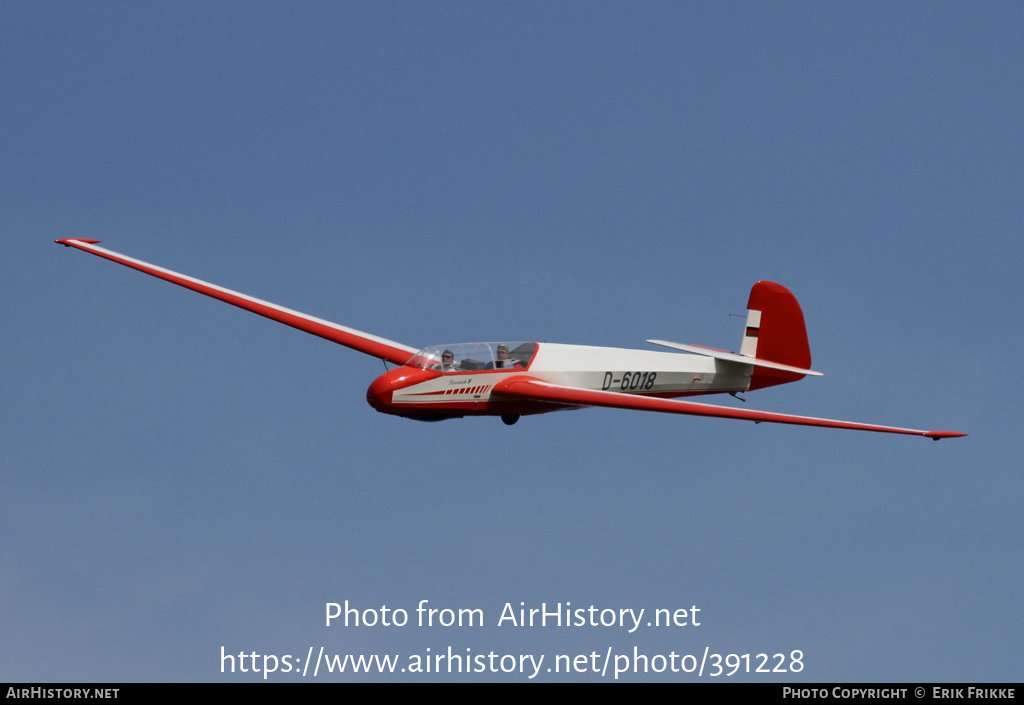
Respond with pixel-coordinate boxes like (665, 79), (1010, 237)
(387, 342), (753, 411)
(525, 342), (751, 396)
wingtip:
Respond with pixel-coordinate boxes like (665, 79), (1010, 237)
(924, 431), (968, 441)
(55, 238), (102, 246)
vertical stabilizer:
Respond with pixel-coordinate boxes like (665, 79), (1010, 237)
(743, 281), (812, 391)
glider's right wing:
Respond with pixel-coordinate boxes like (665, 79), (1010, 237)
(492, 376), (967, 440)
(55, 239), (419, 365)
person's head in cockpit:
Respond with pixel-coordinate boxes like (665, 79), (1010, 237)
(490, 344), (517, 369)
(440, 349), (459, 372)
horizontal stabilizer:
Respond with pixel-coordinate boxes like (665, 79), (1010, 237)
(647, 340), (823, 376)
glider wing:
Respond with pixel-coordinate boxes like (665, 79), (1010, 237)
(492, 375), (966, 440)
(55, 239), (419, 365)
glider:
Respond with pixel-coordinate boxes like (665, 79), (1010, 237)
(55, 239), (965, 440)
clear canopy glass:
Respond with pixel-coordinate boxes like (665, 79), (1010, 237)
(405, 342), (537, 372)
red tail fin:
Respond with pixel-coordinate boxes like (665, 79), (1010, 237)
(741, 282), (812, 391)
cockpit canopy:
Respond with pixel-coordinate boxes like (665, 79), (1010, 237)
(405, 342), (537, 372)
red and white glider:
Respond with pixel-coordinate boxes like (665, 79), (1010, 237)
(56, 239), (966, 440)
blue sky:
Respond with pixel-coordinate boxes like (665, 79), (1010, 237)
(2, 2), (1020, 682)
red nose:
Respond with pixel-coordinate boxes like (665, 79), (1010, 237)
(366, 373), (394, 412)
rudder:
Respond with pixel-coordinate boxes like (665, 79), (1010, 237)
(741, 281), (812, 391)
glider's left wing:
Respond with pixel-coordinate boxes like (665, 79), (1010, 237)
(55, 239), (419, 365)
(492, 376), (966, 440)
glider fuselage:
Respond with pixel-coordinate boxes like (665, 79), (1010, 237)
(367, 342), (753, 421)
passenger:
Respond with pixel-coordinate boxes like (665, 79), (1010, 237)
(485, 344), (519, 370)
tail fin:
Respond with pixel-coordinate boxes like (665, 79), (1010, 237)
(741, 281), (812, 391)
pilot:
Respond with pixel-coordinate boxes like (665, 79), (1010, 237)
(485, 344), (519, 370)
(438, 349), (460, 372)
